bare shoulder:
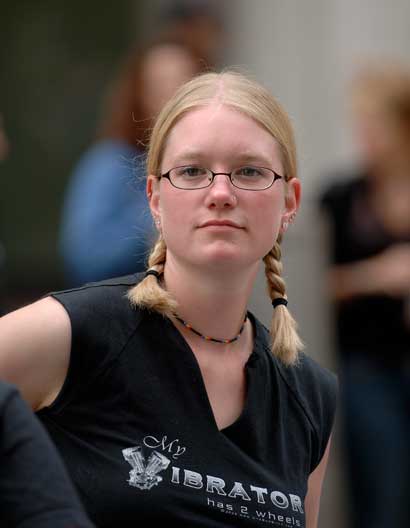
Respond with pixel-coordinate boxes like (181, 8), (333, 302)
(0, 296), (71, 343)
(0, 296), (71, 410)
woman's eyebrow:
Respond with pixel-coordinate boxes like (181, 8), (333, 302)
(171, 150), (204, 164)
(171, 151), (275, 167)
(235, 153), (274, 166)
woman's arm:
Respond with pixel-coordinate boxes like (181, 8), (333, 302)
(304, 436), (332, 528)
(0, 297), (71, 410)
(328, 244), (410, 302)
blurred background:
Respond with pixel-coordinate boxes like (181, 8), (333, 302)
(2, 1), (410, 526)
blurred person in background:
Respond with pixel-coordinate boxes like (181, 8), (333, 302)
(158, 0), (224, 69)
(0, 379), (94, 527)
(319, 62), (410, 527)
(59, 39), (206, 287)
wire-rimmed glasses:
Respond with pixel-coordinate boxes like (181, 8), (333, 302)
(159, 165), (284, 191)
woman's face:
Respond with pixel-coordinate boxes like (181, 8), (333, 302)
(352, 105), (405, 165)
(148, 104), (300, 274)
(140, 44), (199, 119)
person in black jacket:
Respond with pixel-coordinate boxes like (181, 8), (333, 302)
(1, 71), (337, 528)
(0, 380), (94, 527)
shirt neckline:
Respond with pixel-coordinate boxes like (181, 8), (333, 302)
(156, 310), (265, 435)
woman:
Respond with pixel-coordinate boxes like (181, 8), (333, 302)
(319, 63), (410, 527)
(59, 39), (204, 286)
(1, 71), (337, 527)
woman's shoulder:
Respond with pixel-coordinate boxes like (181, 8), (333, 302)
(51, 272), (142, 302)
(49, 273), (146, 333)
(277, 352), (338, 416)
(257, 323), (338, 411)
(253, 316), (338, 442)
(37, 274), (147, 412)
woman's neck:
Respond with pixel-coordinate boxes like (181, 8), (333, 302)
(163, 258), (259, 342)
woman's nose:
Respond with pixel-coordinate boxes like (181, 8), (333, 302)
(205, 174), (237, 208)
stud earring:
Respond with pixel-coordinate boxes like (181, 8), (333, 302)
(282, 221), (289, 231)
(289, 213), (296, 224)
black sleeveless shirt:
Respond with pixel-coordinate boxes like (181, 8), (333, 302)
(37, 274), (337, 527)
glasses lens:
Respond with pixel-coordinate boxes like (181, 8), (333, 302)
(170, 166), (211, 189)
(232, 166), (275, 190)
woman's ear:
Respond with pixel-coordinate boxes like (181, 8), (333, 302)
(147, 175), (161, 218)
(284, 177), (301, 218)
(280, 178), (301, 234)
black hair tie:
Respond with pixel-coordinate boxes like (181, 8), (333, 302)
(145, 269), (160, 279)
(272, 298), (288, 309)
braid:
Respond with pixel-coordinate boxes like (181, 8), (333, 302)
(147, 237), (167, 269)
(264, 241), (286, 299)
(127, 236), (178, 316)
(263, 240), (304, 365)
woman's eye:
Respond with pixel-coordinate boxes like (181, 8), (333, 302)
(177, 166), (206, 177)
(236, 166), (262, 178)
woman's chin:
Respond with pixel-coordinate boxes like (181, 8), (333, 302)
(196, 247), (255, 273)
(168, 240), (261, 273)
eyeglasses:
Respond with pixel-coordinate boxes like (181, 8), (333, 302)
(159, 165), (284, 191)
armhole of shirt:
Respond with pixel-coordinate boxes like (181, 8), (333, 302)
(275, 354), (338, 473)
(37, 276), (144, 416)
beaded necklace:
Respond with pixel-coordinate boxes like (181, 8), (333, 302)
(174, 314), (247, 344)
(144, 269), (249, 343)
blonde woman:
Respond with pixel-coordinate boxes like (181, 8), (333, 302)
(1, 71), (336, 527)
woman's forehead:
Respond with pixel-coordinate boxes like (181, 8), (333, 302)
(162, 104), (281, 166)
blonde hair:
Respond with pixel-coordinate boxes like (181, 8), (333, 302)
(350, 61), (410, 140)
(128, 70), (303, 365)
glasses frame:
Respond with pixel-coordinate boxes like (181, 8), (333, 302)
(158, 166), (284, 191)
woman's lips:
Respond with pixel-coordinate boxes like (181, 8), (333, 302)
(199, 220), (243, 229)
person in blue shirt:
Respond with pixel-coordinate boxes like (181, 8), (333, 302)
(59, 40), (204, 286)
